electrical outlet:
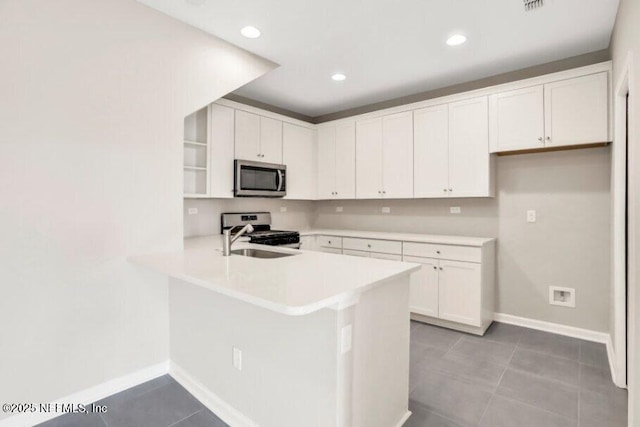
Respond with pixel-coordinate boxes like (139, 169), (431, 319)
(549, 286), (575, 308)
(450, 206), (461, 214)
(527, 210), (536, 223)
(340, 324), (353, 354)
(232, 347), (242, 371)
(336, 206), (344, 213)
(381, 207), (391, 214)
(280, 206), (287, 213)
(187, 208), (198, 215)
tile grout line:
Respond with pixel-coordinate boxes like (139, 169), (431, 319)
(167, 408), (204, 427)
(476, 332), (522, 426)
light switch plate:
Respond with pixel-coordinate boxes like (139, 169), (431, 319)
(527, 210), (536, 223)
(187, 208), (198, 215)
(336, 206), (344, 213)
(450, 206), (461, 214)
(381, 207), (391, 214)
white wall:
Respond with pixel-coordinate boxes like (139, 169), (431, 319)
(0, 0), (275, 419)
(610, 0), (640, 421)
(184, 199), (316, 237)
(315, 147), (612, 332)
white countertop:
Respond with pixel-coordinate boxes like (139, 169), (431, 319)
(129, 235), (419, 316)
(299, 229), (495, 247)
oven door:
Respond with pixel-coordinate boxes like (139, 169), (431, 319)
(234, 160), (286, 197)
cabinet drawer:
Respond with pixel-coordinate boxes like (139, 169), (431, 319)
(318, 235), (343, 249)
(370, 252), (402, 261)
(343, 249), (369, 258)
(343, 237), (402, 255)
(318, 247), (342, 255)
(403, 242), (481, 263)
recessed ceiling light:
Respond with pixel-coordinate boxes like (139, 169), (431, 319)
(331, 73), (346, 81)
(240, 26), (261, 39)
(446, 34), (467, 46)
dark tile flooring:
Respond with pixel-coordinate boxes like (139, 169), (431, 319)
(408, 321), (628, 427)
(38, 322), (627, 427)
(36, 376), (227, 427)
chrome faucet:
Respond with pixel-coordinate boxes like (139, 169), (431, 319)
(222, 224), (254, 256)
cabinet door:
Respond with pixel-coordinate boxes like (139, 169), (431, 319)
(209, 104), (235, 198)
(234, 110), (260, 161)
(544, 72), (609, 148)
(260, 116), (283, 164)
(448, 96), (491, 197)
(414, 105), (449, 198)
(283, 123), (316, 200)
(382, 112), (414, 198)
(489, 85), (544, 153)
(317, 126), (336, 199)
(299, 235), (316, 251)
(438, 260), (482, 327)
(355, 117), (383, 199)
(404, 256), (439, 318)
(335, 122), (356, 199)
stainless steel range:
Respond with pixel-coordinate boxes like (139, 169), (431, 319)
(220, 212), (300, 248)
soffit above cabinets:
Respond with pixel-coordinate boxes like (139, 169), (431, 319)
(136, 0), (619, 118)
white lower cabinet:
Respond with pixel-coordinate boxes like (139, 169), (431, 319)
(404, 241), (495, 335)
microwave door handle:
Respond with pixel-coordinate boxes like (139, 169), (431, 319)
(276, 170), (283, 191)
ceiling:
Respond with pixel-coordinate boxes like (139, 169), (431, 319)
(138, 0), (619, 118)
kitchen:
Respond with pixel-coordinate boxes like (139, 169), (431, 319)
(1, 0), (637, 427)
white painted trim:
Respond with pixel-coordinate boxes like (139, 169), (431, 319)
(606, 334), (625, 389)
(393, 410), (412, 427)
(0, 361), (169, 427)
(612, 51), (633, 390)
(494, 313), (609, 343)
(170, 362), (259, 427)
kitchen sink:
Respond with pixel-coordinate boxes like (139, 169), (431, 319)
(230, 248), (298, 259)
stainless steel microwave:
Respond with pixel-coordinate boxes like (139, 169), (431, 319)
(234, 160), (286, 197)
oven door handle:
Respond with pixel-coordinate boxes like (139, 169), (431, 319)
(276, 169), (283, 192)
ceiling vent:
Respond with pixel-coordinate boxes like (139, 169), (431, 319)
(524, 0), (543, 11)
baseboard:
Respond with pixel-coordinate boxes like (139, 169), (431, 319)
(0, 361), (169, 427)
(394, 410), (412, 427)
(494, 313), (609, 343)
(606, 334), (627, 389)
(170, 362), (259, 427)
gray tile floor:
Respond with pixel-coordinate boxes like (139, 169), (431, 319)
(38, 322), (627, 427)
(36, 376), (227, 427)
(408, 321), (628, 427)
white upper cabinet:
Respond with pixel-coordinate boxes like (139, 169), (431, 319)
(234, 110), (260, 161)
(234, 110), (283, 164)
(356, 112), (413, 199)
(209, 104), (235, 198)
(335, 122), (356, 199)
(544, 72), (609, 148)
(382, 112), (414, 198)
(356, 117), (383, 199)
(317, 126), (336, 199)
(489, 85), (544, 153)
(414, 97), (493, 198)
(283, 123), (316, 200)
(489, 72), (609, 153)
(317, 122), (356, 199)
(260, 116), (284, 164)
(449, 96), (492, 197)
(414, 104), (449, 198)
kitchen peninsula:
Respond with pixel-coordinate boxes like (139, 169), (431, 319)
(130, 235), (420, 427)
